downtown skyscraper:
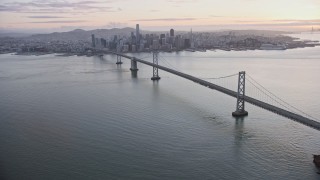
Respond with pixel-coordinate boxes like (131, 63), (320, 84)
(136, 24), (140, 45)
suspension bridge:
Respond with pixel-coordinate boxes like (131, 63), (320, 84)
(103, 50), (320, 131)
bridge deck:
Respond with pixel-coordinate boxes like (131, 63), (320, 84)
(108, 52), (320, 131)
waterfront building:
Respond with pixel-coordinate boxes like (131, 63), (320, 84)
(91, 34), (95, 48)
(131, 45), (136, 52)
(184, 39), (191, 48)
(175, 35), (185, 49)
(131, 32), (136, 44)
(145, 34), (151, 48)
(113, 35), (118, 44)
(100, 38), (107, 48)
(161, 38), (166, 46)
(190, 29), (194, 48)
(152, 39), (159, 50)
(169, 36), (174, 46)
(139, 43), (144, 51)
(95, 38), (100, 48)
(123, 45), (129, 52)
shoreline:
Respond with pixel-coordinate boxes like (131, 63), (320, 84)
(2, 44), (318, 57)
(1, 31), (319, 57)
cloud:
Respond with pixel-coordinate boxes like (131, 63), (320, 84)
(149, 9), (159, 12)
(27, 16), (67, 18)
(272, 19), (320, 23)
(209, 15), (224, 18)
(105, 22), (128, 28)
(236, 19), (320, 26)
(131, 18), (198, 22)
(29, 20), (87, 24)
(0, 4), (23, 12)
(256, 22), (320, 27)
(0, 0), (121, 14)
(235, 20), (265, 23)
(166, 0), (199, 7)
(167, 0), (199, 3)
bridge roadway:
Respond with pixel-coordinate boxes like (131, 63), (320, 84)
(108, 51), (320, 131)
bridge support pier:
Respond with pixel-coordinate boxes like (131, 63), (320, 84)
(130, 58), (138, 71)
(151, 51), (160, 81)
(232, 71), (248, 117)
(116, 55), (123, 65)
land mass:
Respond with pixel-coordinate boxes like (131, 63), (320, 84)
(0, 28), (319, 56)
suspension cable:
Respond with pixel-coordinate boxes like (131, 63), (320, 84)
(201, 73), (238, 80)
(158, 55), (180, 71)
(246, 78), (291, 110)
(246, 74), (319, 121)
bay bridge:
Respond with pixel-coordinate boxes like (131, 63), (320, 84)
(102, 50), (320, 131)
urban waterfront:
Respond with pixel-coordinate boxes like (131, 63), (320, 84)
(0, 33), (320, 179)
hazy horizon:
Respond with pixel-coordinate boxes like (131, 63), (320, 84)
(0, 26), (296, 36)
(0, 0), (319, 34)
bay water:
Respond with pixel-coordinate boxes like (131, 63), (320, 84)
(0, 33), (320, 179)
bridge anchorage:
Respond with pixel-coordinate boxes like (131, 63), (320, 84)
(151, 51), (161, 81)
(232, 71), (248, 117)
(130, 57), (138, 71)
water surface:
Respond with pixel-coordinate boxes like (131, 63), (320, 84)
(0, 33), (320, 179)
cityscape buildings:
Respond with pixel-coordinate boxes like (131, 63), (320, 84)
(1, 24), (318, 55)
(90, 25), (195, 52)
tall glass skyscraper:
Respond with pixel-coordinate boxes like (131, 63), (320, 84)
(136, 24), (140, 45)
(170, 29), (174, 37)
(91, 34), (96, 48)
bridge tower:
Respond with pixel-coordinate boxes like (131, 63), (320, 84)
(116, 55), (122, 64)
(116, 39), (123, 65)
(151, 51), (161, 81)
(232, 71), (248, 117)
(130, 57), (138, 71)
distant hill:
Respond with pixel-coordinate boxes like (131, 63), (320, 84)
(26, 27), (137, 41)
(19, 28), (289, 42)
(0, 32), (31, 38)
(219, 30), (290, 36)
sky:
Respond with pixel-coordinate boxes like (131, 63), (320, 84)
(0, 0), (319, 33)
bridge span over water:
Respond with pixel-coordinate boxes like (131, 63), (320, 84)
(105, 51), (320, 131)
